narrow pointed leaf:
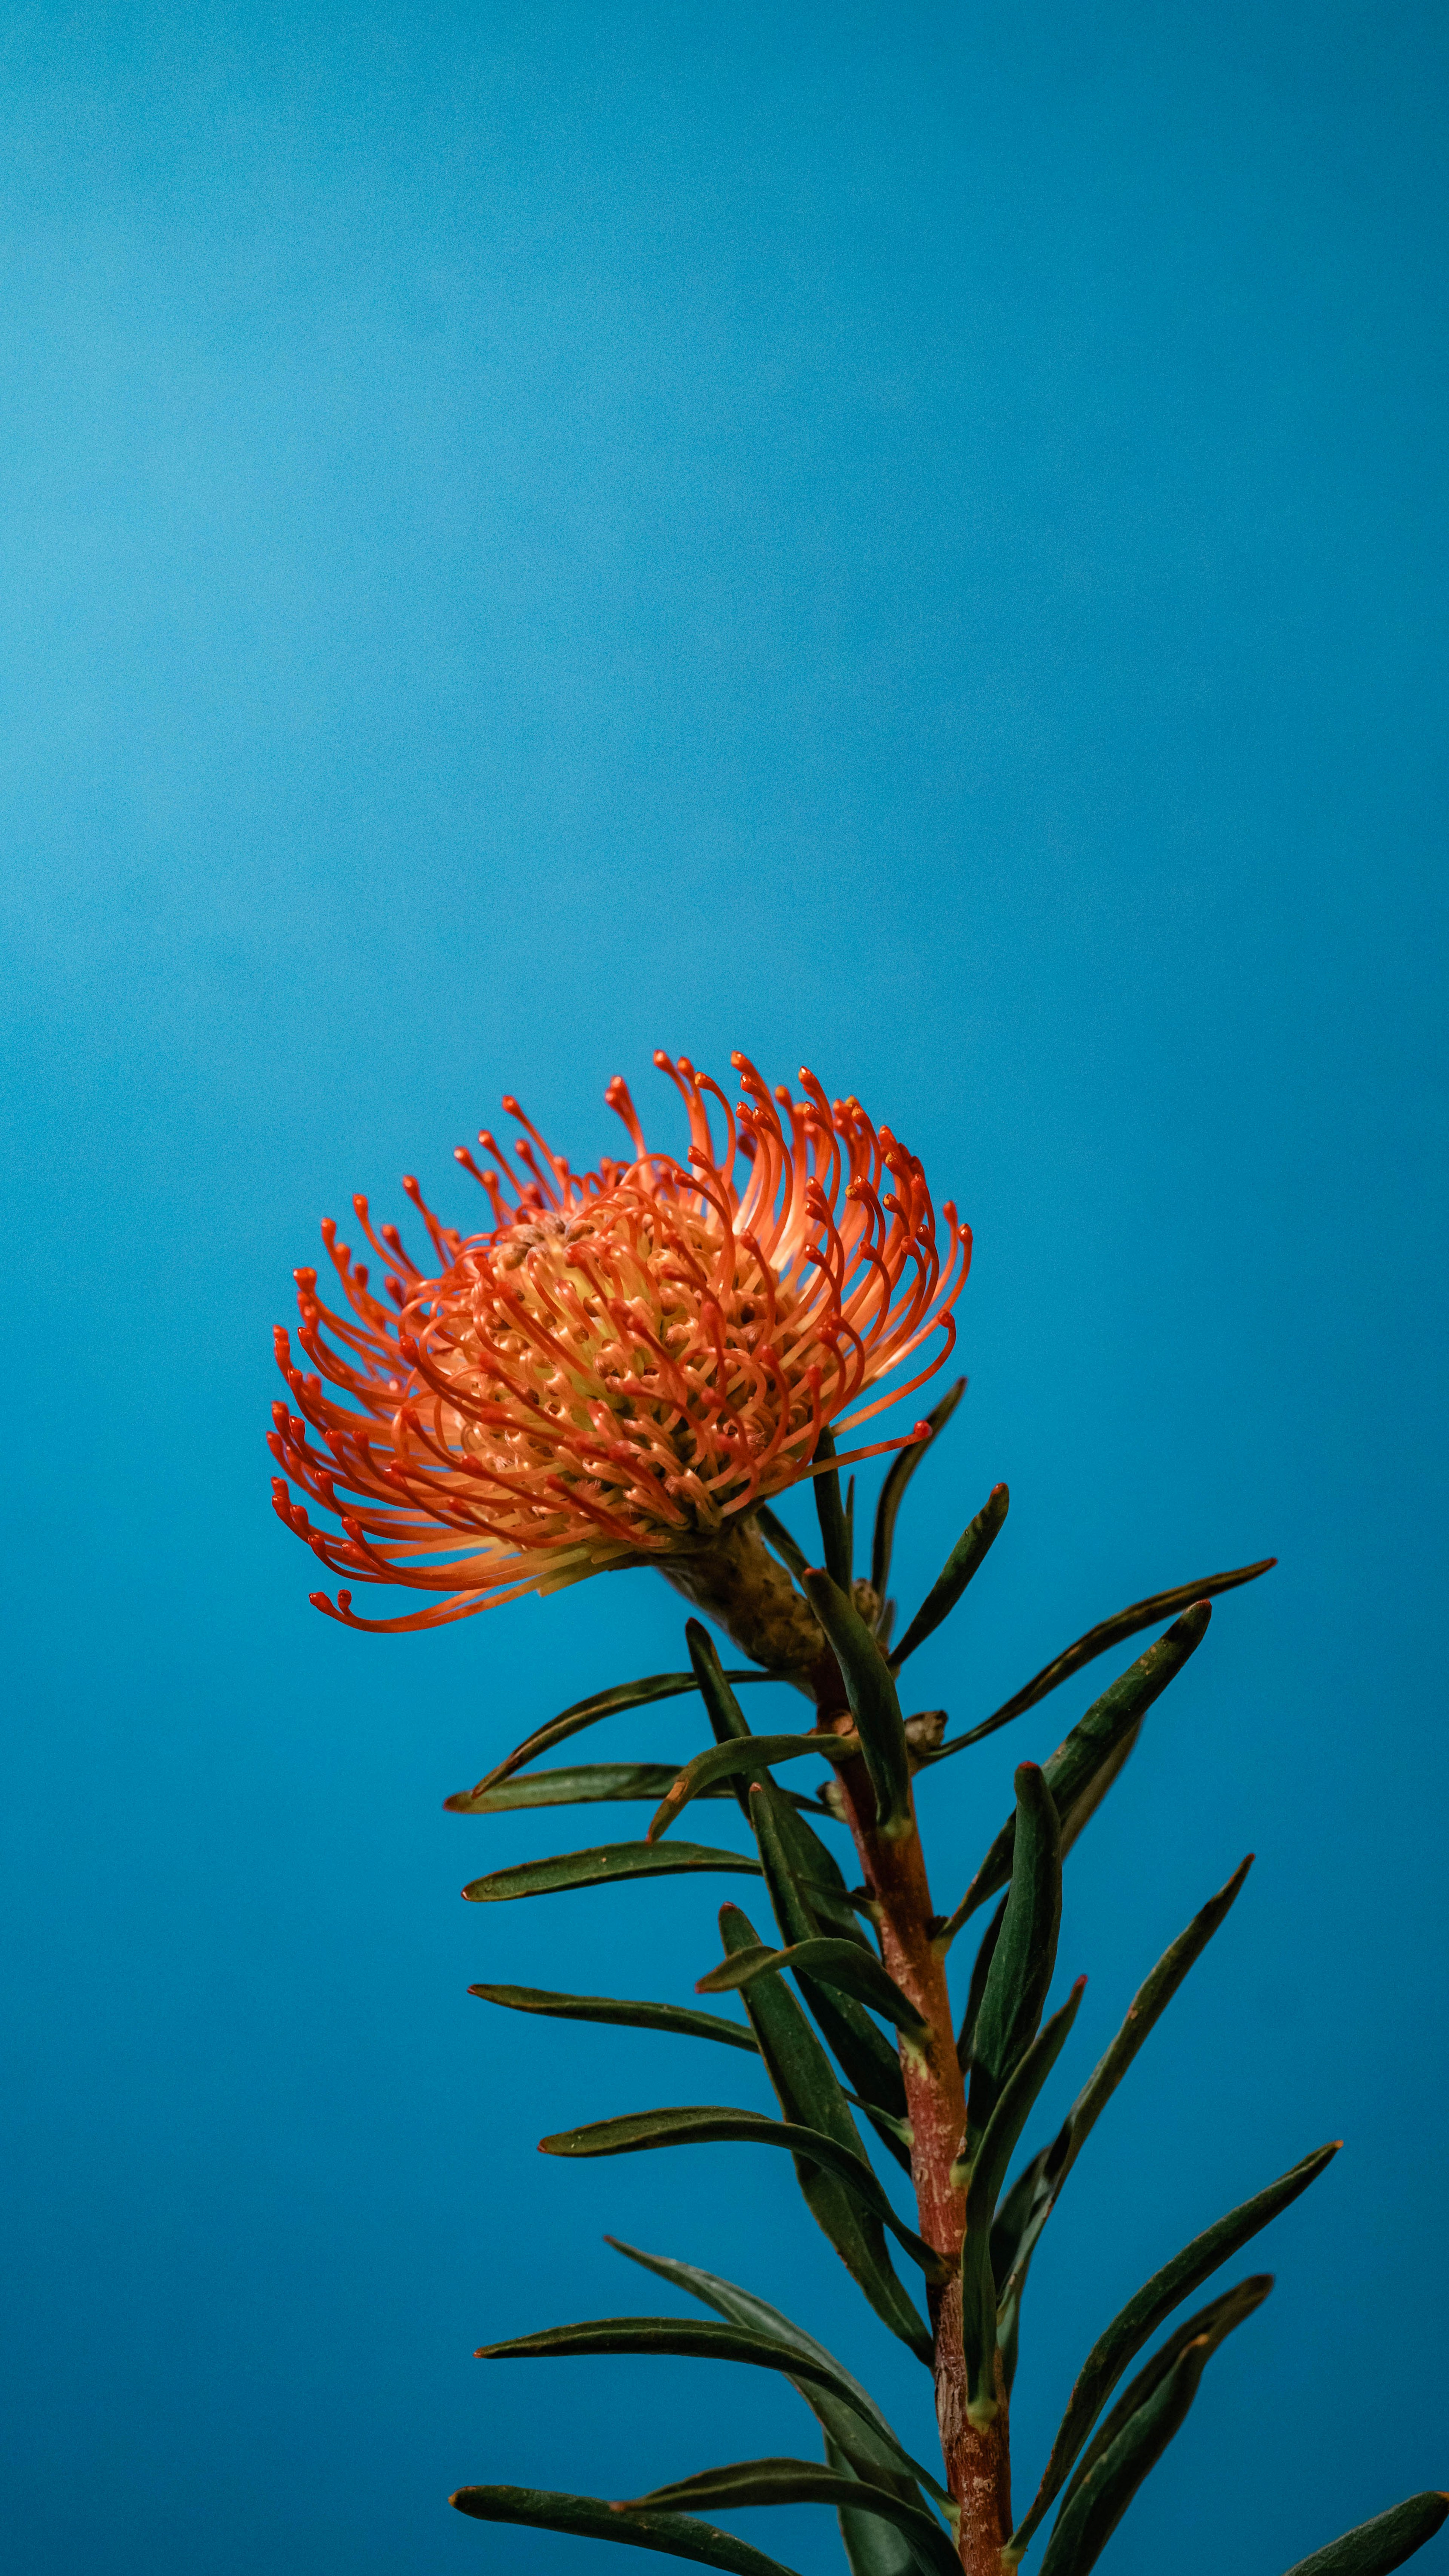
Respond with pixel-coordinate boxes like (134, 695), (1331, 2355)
(749, 1785), (910, 2134)
(748, 1781), (911, 2160)
(828, 2436), (946, 2576)
(448, 1668), (777, 1808)
(963, 1555), (1275, 1749)
(993, 1856), (1257, 2338)
(698, 1935), (931, 2043)
(474, 2315), (917, 2450)
(890, 1486), (1009, 1670)
(755, 1506), (812, 1582)
(648, 1734), (859, 1843)
(463, 1841), (762, 1904)
(959, 1982), (1085, 2422)
(955, 1895), (1008, 2073)
(801, 1569), (913, 1840)
(1281, 2495), (1449, 2576)
(1035, 2333), (1217, 2576)
(1055, 2275), (1272, 2519)
(965, 1765), (1062, 2142)
(751, 1780), (874, 1952)
(1066, 1853), (1254, 2150)
(712, 1903), (934, 2357)
(448, 2483), (801, 2576)
(630, 2462), (956, 2576)
(812, 1427), (853, 1590)
(1007, 2141), (1340, 2559)
(469, 1983), (760, 2053)
(453, 1762), (826, 1816)
(538, 2103), (947, 2291)
(603, 2238), (947, 2503)
(940, 1603), (1212, 1943)
(871, 1378), (966, 1600)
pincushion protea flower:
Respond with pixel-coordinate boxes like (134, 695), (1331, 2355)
(264, 1051), (1445, 2576)
(269, 1052), (969, 1666)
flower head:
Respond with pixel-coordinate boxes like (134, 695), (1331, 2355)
(269, 1053), (970, 1632)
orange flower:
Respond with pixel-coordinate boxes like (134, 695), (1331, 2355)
(269, 1053), (970, 1632)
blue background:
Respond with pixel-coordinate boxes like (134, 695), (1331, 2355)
(2, 6), (1445, 2573)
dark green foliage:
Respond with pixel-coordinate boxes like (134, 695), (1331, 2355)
(697, 1934), (931, 2044)
(889, 1484), (1009, 1671)
(957, 1554), (1275, 1750)
(1051, 2274), (1272, 2522)
(648, 1734), (857, 1841)
(601, 2239), (948, 2504)
(1006, 2142), (1341, 2559)
(1281, 2497), (1449, 2576)
(474, 2315), (911, 2434)
(960, 1983), (1086, 2423)
(940, 1602), (1213, 1940)
(870, 1378), (966, 1601)
(469, 1982), (759, 2053)
(451, 1427), (1438, 2576)
(991, 1855), (1256, 2364)
(538, 2103), (945, 2302)
(748, 1781), (913, 2165)
(1034, 2332), (1218, 2576)
(710, 1901), (937, 2352)
(629, 2462), (958, 2576)
(462, 1841), (763, 1904)
(447, 1667), (777, 1810)
(812, 1427), (854, 1590)
(963, 1766), (1062, 2149)
(458, 1761), (828, 1815)
(449, 2485), (800, 2576)
(800, 1567), (913, 1838)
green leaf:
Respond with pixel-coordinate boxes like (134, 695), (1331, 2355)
(1054, 2274), (1272, 2521)
(648, 1735), (859, 1843)
(871, 1378), (966, 1601)
(812, 1427), (853, 1590)
(964, 1765), (1063, 2147)
(1064, 1852), (1254, 2155)
(449, 2483), (801, 2576)
(698, 1934), (931, 2045)
(1035, 2329), (1220, 2576)
(827, 2437), (946, 2576)
(992, 1855), (1256, 2350)
(800, 1569), (914, 1841)
(446, 1667), (778, 1809)
(711, 1903), (934, 2358)
(755, 1506), (812, 1583)
(602, 2237), (948, 2505)
(462, 1842), (763, 1904)
(475, 2312), (944, 2502)
(949, 1555), (1276, 1756)
(958, 1983), (1086, 2424)
(538, 2103), (948, 2293)
(747, 1782), (912, 2162)
(939, 1603), (1213, 1943)
(453, 1762), (825, 1816)
(468, 1983), (760, 2053)
(474, 2315), (912, 2437)
(1005, 2140), (1340, 2561)
(1281, 2494), (1449, 2576)
(629, 2461), (957, 2576)
(889, 1486), (1009, 1671)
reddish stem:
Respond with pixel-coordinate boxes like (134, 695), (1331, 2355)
(812, 1650), (1010, 2574)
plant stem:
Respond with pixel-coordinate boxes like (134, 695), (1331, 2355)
(812, 1659), (1011, 2575)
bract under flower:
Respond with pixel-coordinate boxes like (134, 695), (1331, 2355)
(269, 1052), (970, 1631)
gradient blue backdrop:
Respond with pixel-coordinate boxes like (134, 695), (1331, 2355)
(2, 6), (1445, 2573)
